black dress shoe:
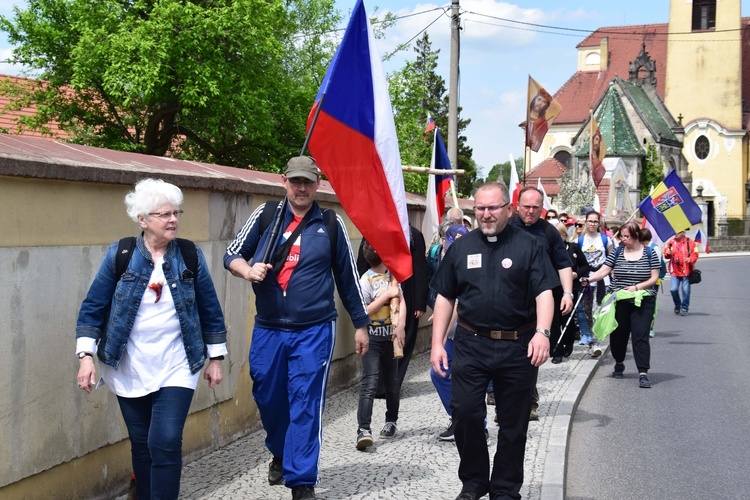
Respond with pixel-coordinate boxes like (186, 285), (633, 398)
(551, 356), (563, 364)
(563, 344), (573, 357)
(455, 491), (480, 500)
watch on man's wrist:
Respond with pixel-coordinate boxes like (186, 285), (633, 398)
(563, 291), (574, 297)
(77, 352), (93, 360)
(535, 328), (551, 338)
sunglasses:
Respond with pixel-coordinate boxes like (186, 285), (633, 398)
(575, 223), (584, 227)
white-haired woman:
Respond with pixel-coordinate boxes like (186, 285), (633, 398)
(75, 178), (227, 499)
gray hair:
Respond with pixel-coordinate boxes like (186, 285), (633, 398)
(124, 178), (183, 222)
(446, 207), (464, 223)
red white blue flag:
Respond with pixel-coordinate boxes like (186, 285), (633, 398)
(306, 0), (412, 282)
(425, 113), (436, 134)
(421, 128), (453, 242)
(695, 228), (710, 253)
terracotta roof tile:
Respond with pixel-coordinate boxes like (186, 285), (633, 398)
(525, 158), (567, 196)
(555, 24), (668, 125)
(0, 74), (69, 140)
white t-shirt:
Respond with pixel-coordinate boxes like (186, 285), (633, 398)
(581, 233), (611, 270)
(99, 256), (198, 397)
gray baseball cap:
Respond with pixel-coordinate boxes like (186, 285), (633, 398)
(285, 156), (320, 182)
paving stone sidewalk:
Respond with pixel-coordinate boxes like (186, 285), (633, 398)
(178, 343), (604, 500)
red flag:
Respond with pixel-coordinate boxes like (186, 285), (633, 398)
(306, 0), (412, 281)
(526, 76), (562, 152)
(537, 178), (553, 219)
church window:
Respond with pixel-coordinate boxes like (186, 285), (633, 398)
(692, 0), (716, 31)
(695, 135), (710, 160)
(553, 150), (571, 168)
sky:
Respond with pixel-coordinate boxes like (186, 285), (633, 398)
(2, 1), (748, 178)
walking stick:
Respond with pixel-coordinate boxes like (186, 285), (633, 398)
(554, 289), (586, 351)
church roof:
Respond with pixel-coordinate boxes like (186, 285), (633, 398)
(554, 24), (668, 125)
(618, 79), (680, 144)
(577, 83), (644, 157)
(524, 157), (566, 196)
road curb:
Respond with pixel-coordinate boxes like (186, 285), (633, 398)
(540, 345), (608, 500)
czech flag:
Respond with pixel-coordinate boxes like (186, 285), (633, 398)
(425, 113), (436, 134)
(421, 128), (453, 243)
(305, 0), (412, 282)
(695, 228), (710, 253)
(638, 170), (702, 242)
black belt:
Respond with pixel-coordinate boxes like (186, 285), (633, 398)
(457, 318), (535, 341)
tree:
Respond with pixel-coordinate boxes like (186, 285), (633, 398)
(387, 33), (475, 196)
(485, 157), (523, 186)
(639, 144), (664, 200)
(0, 0), (341, 171)
(558, 167), (596, 216)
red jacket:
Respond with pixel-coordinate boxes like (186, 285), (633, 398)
(663, 237), (698, 278)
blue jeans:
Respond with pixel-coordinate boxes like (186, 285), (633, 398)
(670, 275), (691, 312)
(117, 387), (194, 500)
(577, 288), (592, 338)
(430, 337), (454, 416)
(357, 338), (400, 429)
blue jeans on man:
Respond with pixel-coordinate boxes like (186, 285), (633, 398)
(670, 275), (691, 313)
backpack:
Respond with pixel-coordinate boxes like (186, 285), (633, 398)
(426, 244), (443, 310)
(258, 200), (339, 262)
(115, 237), (198, 279)
(612, 244), (655, 267)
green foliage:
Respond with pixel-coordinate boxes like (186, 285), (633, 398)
(485, 158), (523, 186)
(388, 33), (475, 196)
(0, 0), (341, 171)
(558, 168), (596, 215)
(639, 144), (665, 200)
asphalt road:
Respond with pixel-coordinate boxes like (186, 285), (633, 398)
(566, 254), (750, 500)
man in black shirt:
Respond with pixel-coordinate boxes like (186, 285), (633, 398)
(430, 182), (558, 500)
(511, 186), (574, 420)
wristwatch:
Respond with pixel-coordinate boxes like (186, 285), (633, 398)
(563, 291), (574, 297)
(535, 328), (551, 338)
(77, 352), (93, 359)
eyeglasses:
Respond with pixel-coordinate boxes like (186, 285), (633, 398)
(473, 202), (510, 213)
(288, 178), (316, 187)
(149, 210), (184, 220)
(545, 214), (557, 219)
(575, 223), (584, 227)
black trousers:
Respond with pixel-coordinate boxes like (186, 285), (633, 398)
(451, 326), (536, 499)
(610, 297), (655, 373)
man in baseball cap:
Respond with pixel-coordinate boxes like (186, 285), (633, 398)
(284, 155), (320, 182)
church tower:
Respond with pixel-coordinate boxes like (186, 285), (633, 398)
(665, 0), (746, 220)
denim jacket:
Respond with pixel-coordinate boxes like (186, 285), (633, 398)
(76, 236), (227, 374)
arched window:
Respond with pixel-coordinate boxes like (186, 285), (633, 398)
(695, 135), (710, 160)
(585, 52), (600, 66)
(692, 0), (716, 31)
(553, 150), (572, 169)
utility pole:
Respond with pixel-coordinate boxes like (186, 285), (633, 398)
(447, 0), (460, 170)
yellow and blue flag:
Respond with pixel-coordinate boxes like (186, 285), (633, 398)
(638, 170), (701, 241)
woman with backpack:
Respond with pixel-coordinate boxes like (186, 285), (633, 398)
(75, 178), (227, 499)
(582, 222), (660, 389)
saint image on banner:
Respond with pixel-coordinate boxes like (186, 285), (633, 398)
(590, 116), (606, 187)
(525, 76), (562, 153)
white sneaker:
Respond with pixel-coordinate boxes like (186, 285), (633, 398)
(591, 344), (602, 358)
